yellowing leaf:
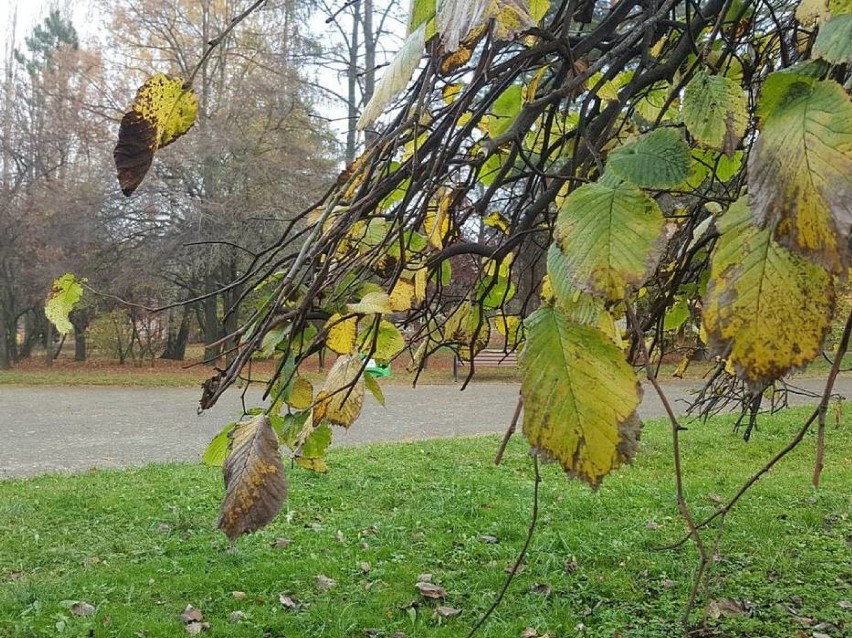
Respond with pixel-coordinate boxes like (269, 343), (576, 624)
(703, 198), (835, 387)
(358, 24), (426, 130)
(348, 291), (393, 315)
(682, 71), (748, 154)
(425, 192), (452, 248)
(494, 314), (524, 349)
(414, 268), (429, 302)
(114, 74), (198, 196)
(45, 273), (84, 335)
(217, 415), (287, 540)
(437, 0), (534, 52)
(814, 14), (852, 64)
(389, 279), (417, 311)
(553, 179), (667, 302)
(364, 372), (386, 406)
(483, 211), (511, 233)
(749, 75), (852, 273)
(796, 0), (831, 24)
(520, 306), (642, 487)
(325, 313), (359, 354)
(287, 377), (314, 411)
(314, 354), (365, 428)
(408, 0), (437, 34)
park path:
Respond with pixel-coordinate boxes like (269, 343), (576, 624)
(0, 376), (845, 478)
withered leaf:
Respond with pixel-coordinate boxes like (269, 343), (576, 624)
(435, 605), (462, 618)
(70, 602), (96, 617)
(180, 605), (204, 623)
(416, 581), (447, 599)
(315, 574), (337, 591)
(114, 74), (198, 196)
(217, 415), (287, 541)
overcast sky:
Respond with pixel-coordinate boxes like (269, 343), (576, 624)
(1, 0), (95, 65)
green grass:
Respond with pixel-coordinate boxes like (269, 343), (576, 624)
(1, 408), (850, 637)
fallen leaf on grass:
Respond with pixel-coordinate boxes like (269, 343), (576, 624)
(279, 593), (301, 610)
(646, 520), (659, 530)
(478, 534), (498, 544)
(232, 591), (246, 600)
(530, 583), (551, 597)
(358, 561), (372, 573)
(180, 605), (203, 623)
(521, 629), (538, 638)
(70, 602), (96, 617)
(706, 598), (751, 619)
(564, 559), (579, 573)
(435, 605), (462, 618)
(839, 600), (852, 609)
(228, 611), (246, 623)
(707, 493), (724, 504)
(416, 581), (447, 599)
(417, 573), (433, 582)
(271, 538), (292, 549)
(316, 574), (337, 591)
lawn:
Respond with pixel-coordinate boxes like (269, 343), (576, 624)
(1, 408), (849, 637)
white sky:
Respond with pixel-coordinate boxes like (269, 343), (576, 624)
(0, 1), (95, 65)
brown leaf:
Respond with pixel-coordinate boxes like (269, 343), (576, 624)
(217, 415), (287, 540)
(478, 534), (498, 544)
(416, 581), (447, 599)
(435, 605), (462, 618)
(70, 602), (96, 617)
(530, 583), (551, 597)
(564, 559), (579, 573)
(521, 629), (538, 638)
(706, 598), (750, 619)
(185, 621), (210, 635)
(271, 538), (292, 550)
(315, 574), (337, 591)
(707, 493), (724, 504)
(180, 605), (204, 624)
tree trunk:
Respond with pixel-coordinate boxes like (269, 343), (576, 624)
(161, 304), (191, 361)
(0, 317), (11, 369)
(222, 256), (243, 366)
(202, 276), (222, 364)
(345, 0), (361, 164)
(45, 319), (54, 366)
(362, 0), (377, 148)
(70, 309), (89, 362)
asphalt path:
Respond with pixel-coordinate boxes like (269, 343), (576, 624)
(0, 377), (845, 478)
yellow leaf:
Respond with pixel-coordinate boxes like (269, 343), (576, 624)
(389, 279), (417, 312)
(359, 320), (406, 364)
(483, 211), (511, 234)
(114, 74), (198, 196)
(703, 197), (835, 387)
(287, 377), (314, 411)
(314, 355), (365, 428)
(494, 314), (524, 349)
(749, 75), (852, 273)
(325, 313), (359, 354)
(414, 268), (429, 302)
(520, 306), (642, 487)
(425, 192), (452, 249)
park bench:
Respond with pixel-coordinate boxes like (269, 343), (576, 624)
(453, 348), (518, 381)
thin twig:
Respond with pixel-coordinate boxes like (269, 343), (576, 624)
(467, 454), (541, 638)
(495, 396), (523, 465)
(661, 310), (852, 550)
(625, 298), (708, 631)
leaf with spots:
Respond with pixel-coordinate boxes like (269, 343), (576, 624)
(45, 273), (84, 335)
(114, 74), (198, 196)
(217, 415), (287, 540)
(520, 305), (642, 486)
(314, 354), (365, 427)
(703, 197), (835, 388)
(437, 0), (534, 52)
(682, 70), (748, 154)
(748, 74), (852, 273)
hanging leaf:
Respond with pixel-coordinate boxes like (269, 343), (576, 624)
(520, 306), (642, 487)
(45, 273), (84, 335)
(748, 74), (852, 273)
(437, 0), (534, 52)
(553, 178), (667, 301)
(682, 70), (748, 154)
(202, 422), (237, 467)
(358, 319), (406, 364)
(217, 415), (287, 540)
(364, 372), (386, 406)
(703, 198), (835, 387)
(358, 24), (426, 130)
(606, 128), (691, 189)
(494, 314), (525, 349)
(814, 14), (852, 64)
(295, 423), (332, 473)
(287, 377), (314, 411)
(325, 313), (359, 354)
(389, 279), (417, 312)
(348, 291), (394, 315)
(314, 354), (365, 428)
(408, 0), (436, 34)
(113, 74), (198, 196)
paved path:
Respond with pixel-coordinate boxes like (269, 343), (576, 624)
(0, 377), (845, 478)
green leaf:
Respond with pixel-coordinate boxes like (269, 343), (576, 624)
(703, 198), (835, 387)
(202, 422), (237, 467)
(553, 179), (667, 301)
(114, 74), (198, 196)
(296, 423), (333, 473)
(217, 415), (287, 540)
(348, 291), (394, 315)
(748, 75), (852, 273)
(45, 273), (84, 335)
(486, 84), (523, 138)
(682, 70), (748, 153)
(408, 0), (436, 34)
(364, 371), (386, 406)
(358, 24), (425, 130)
(814, 14), (852, 64)
(358, 319), (406, 364)
(520, 306), (642, 487)
(606, 128), (691, 189)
